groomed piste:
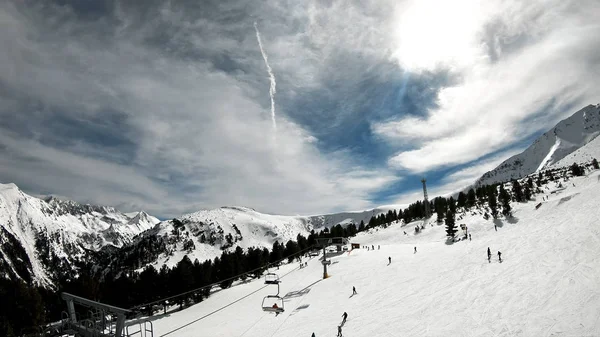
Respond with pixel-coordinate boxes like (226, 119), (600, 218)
(145, 170), (600, 337)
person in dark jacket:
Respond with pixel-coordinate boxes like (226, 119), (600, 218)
(487, 247), (491, 262)
(498, 251), (502, 262)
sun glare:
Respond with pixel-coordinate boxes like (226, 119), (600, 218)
(391, 0), (489, 72)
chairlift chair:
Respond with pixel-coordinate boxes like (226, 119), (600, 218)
(264, 273), (280, 285)
(261, 295), (284, 313)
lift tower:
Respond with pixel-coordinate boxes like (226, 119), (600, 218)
(421, 178), (431, 219)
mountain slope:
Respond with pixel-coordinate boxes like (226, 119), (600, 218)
(0, 183), (159, 286)
(127, 205), (399, 271)
(148, 168), (600, 337)
(553, 131), (600, 167)
(476, 103), (600, 186)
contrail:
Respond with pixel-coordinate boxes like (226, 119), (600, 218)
(254, 21), (277, 132)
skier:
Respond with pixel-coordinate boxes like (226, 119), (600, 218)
(498, 251), (502, 262)
(342, 312), (348, 324)
(469, 234), (472, 241)
(352, 286), (357, 295)
(378, 245), (380, 250)
(414, 246), (417, 254)
(388, 256), (391, 264)
(487, 247), (491, 262)
(494, 224), (497, 231)
(337, 325), (343, 337)
(372, 245), (374, 250)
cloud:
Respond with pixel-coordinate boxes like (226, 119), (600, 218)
(0, 0), (401, 218)
(388, 147), (528, 206)
(375, 0), (600, 173)
(0, 0), (597, 219)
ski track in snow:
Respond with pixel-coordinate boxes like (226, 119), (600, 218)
(136, 170), (600, 337)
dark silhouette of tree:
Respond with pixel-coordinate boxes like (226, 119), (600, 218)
(512, 180), (524, 202)
(570, 162), (584, 176)
(457, 192), (467, 208)
(499, 184), (512, 217)
(487, 186), (498, 219)
(444, 209), (457, 238)
(466, 189), (476, 208)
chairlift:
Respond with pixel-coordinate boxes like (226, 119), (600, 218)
(261, 295), (284, 313)
(264, 273), (280, 285)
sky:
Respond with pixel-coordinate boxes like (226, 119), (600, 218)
(0, 0), (599, 218)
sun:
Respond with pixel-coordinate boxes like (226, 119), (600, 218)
(391, 0), (489, 72)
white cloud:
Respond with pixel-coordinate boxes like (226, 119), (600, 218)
(388, 147), (528, 206)
(375, 0), (600, 173)
(0, 0), (598, 219)
(0, 1), (401, 218)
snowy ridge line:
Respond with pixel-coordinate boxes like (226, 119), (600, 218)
(130, 244), (320, 311)
(159, 262), (306, 337)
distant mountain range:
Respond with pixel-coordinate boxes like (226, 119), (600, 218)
(476, 104), (600, 186)
(0, 182), (398, 286)
(0, 183), (159, 286)
(3, 103), (599, 287)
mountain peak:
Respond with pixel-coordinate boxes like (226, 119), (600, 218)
(476, 104), (600, 186)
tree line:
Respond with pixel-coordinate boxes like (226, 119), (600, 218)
(2, 158), (597, 336)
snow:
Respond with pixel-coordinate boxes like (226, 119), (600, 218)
(141, 169), (600, 337)
(553, 133), (600, 167)
(0, 183), (160, 285)
(141, 206), (398, 271)
(477, 104), (600, 186)
(535, 137), (561, 172)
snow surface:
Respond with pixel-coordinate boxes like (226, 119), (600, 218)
(553, 132), (600, 167)
(138, 169), (600, 337)
(141, 206), (402, 271)
(0, 183), (159, 285)
(477, 104), (600, 186)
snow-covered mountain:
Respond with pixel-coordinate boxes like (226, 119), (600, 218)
(0, 180), (400, 284)
(476, 104), (600, 186)
(0, 183), (159, 286)
(148, 167), (600, 337)
(126, 205), (399, 271)
(552, 131), (600, 167)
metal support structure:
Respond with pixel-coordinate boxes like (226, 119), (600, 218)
(421, 178), (431, 219)
(322, 243), (328, 279)
(316, 237), (346, 279)
(61, 292), (131, 337)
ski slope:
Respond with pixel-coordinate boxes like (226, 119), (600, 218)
(141, 170), (600, 337)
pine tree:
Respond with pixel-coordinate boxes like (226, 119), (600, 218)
(512, 180), (524, 202)
(570, 162), (583, 176)
(448, 196), (456, 214)
(358, 220), (365, 232)
(537, 172), (543, 186)
(457, 192), (467, 209)
(444, 209), (457, 238)
(269, 241), (284, 263)
(592, 158), (599, 169)
(466, 188), (476, 208)
(524, 184), (532, 201)
(436, 206), (445, 223)
(217, 252), (235, 289)
(487, 186), (498, 219)
(499, 184), (512, 217)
